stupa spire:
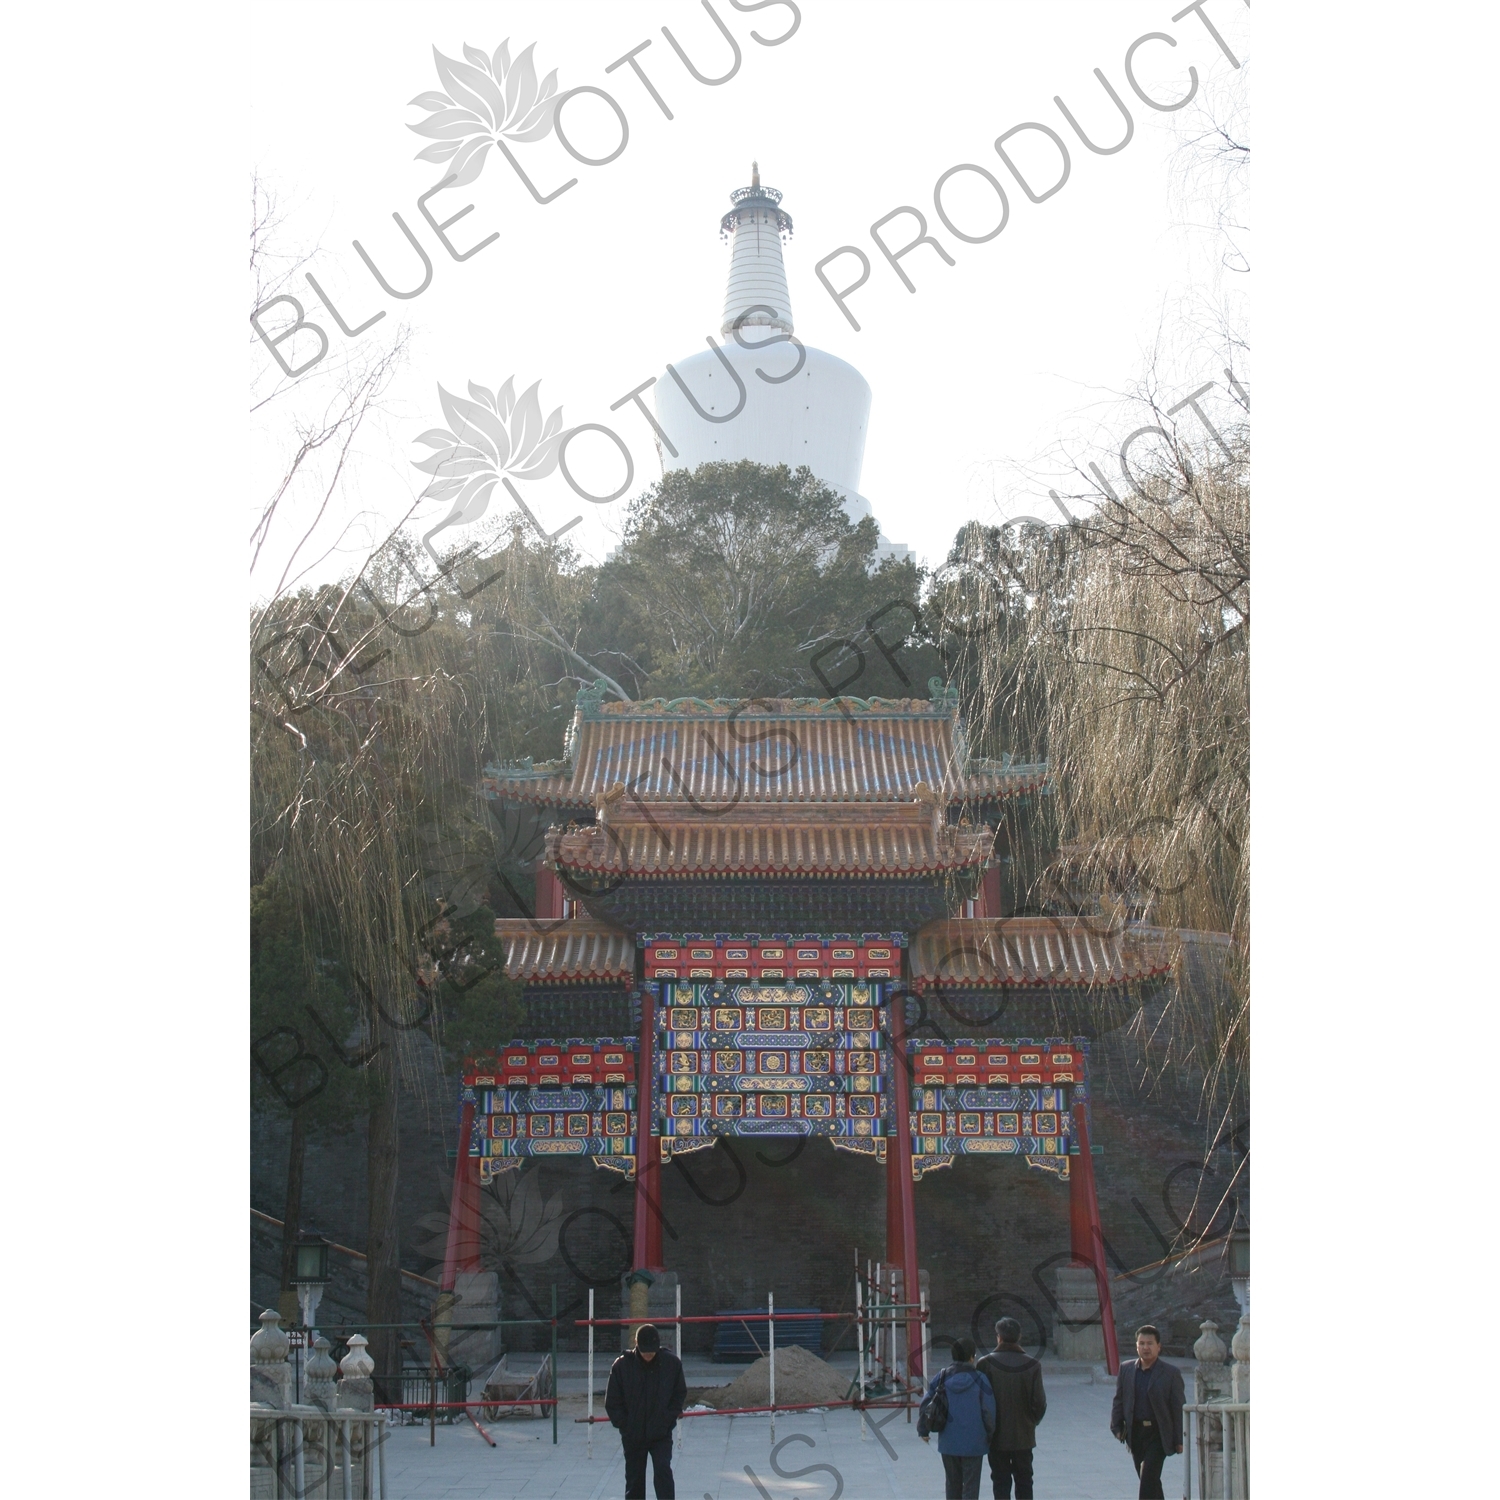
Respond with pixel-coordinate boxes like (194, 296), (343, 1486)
(719, 164), (794, 339)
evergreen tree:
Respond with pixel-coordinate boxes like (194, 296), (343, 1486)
(584, 461), (940, 700)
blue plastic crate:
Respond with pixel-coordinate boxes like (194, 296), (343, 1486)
(712, 1308), (823, 1362)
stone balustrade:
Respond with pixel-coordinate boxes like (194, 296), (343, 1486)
(1187, 1315), (1250, 1498)
(250, 1308), (389, 1497)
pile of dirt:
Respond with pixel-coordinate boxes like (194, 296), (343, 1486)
(703, 1346), (850, 1410)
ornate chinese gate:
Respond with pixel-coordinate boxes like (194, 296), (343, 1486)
(448, 684), (1172, 1379)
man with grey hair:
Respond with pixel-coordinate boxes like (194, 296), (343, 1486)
(976, 1316), (1047, 1499)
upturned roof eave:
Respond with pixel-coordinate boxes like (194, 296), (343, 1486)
(546, 862), (989, 881)
(481, 684), (1048, 805)
(491, 916), (636, 982)
(907, 917), (1175, 990)
(483, 777), (1047, 807)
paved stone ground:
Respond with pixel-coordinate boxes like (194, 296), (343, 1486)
(378, 1354), (1199, 1499)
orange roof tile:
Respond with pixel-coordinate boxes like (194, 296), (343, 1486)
(910, 918), (1174, 988)
(492, 918), (635, 983)
(483, 691), (1046, 807)
(546, 803), (995, 878)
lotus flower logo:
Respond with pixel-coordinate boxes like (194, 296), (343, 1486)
(414, 1165), (565, 1270)
(413, 377), (567, 559)
(409, 41), (560, 188)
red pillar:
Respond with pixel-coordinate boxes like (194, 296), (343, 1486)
(1069, 1098), (1120, 1374)
(441, 1098), (483, 1291)
(1069, 1125), (1092, 1266)
(535, 862), (561, 919)
(980, 863), (1003, 918)
(885, 1150), (902, 1270)
(632, 985), (664, 1272)
(886, 990), (923, 1382)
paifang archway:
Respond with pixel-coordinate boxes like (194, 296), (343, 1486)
(444, 683), (1171, 1378)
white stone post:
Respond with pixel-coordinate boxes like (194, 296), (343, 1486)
(305, 1334), (339, 1411)
(336, 1333), (377, 1496)
(250, 1309), (293, 1498)
(1193, 1320), (1229, 1499)
(337, 1333), (376, 1412)
(1230, 1312), (1250, 1404)
(250, 1308), (293, 1409)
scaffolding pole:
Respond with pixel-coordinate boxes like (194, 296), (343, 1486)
(855, 1261), (867, 1440)
(768, 1290), (776, 1445)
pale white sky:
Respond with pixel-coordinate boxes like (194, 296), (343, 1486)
(250, 0), (1250, 595)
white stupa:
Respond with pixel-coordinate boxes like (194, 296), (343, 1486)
(653, 165), (911, 562)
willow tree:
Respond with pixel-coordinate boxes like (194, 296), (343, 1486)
(1039, 429), (1248, 1139)
(251, 530), (563, 1390)
(944, 421), (1249, 1154)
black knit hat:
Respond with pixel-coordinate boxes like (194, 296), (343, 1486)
(636, 1324), (661, 1352)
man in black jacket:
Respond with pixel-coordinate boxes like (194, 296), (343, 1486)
(1109, 1325), (1186, 1500)
(604, 1324), (687, 1499)
(976, 1317), (1047, 1499)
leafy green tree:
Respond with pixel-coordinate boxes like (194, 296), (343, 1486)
(926, 519), (1072, 763)
(583, 461), (940, 701)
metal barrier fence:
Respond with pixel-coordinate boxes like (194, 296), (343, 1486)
(576, 1285), (928, 1453)
(317, 1294), (563, 1447)
(398, 1362), (470, 1412)
(1183, 1402), (1249, 1498)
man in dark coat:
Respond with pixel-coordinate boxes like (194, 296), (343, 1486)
(1110, 1325), (1186, 1500)
(604, 1324), (687, 1499)
(976, 1317), (1047, 1499)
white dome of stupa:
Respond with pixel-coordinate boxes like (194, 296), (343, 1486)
(653, 165), (911, 563)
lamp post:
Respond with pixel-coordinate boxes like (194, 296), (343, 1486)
(291, 1231), (331, 1333)
(1228, 1226), (1249, 1315)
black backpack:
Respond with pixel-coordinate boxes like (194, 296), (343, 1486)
(919, 1372), (950, 1436)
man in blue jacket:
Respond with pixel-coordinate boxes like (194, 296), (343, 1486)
(919, 1337), (997, 1500)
